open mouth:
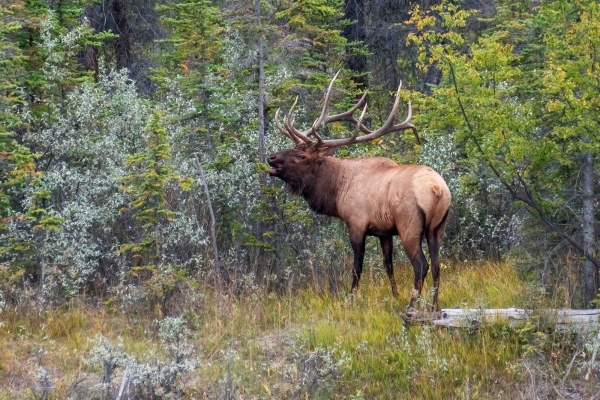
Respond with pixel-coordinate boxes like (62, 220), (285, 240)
(267, 161), (279, 175)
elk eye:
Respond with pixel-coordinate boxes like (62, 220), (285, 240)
(296, 154), (306, 160)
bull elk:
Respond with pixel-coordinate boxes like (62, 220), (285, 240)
(267, 72), (451, 310)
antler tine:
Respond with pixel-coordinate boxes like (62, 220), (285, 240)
(286, 96), (298, 119)
(310, 118), (325, 144)
(285, 115), (312, 144)
(376, 81), (403, 133)
(307, 69), (340, 137)
(353, 102), (368, 139)
(303, 71), (368, 139)
(284, 96), (312, 144)
(305, 89), (369, 141)
(390, 101), (421, 145)
(319, 90), (368, 126)
(283, 114), (301, 143)
(275, 108), (301, 144)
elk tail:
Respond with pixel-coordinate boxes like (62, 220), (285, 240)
(431, 183), (443, 197)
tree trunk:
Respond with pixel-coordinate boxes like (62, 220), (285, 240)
(582, 151), (596, 305)
(112, 0), (131, 71)
(82, 5), (99, 81)
(343, 0), (367, 89)
(256, 0), (266, 168)
(196, 159), (221, 293)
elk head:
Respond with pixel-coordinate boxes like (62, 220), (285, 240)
(267, 143), (335, 194)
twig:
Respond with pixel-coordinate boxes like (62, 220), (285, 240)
(195, 158), (222, 293)
(562, 349), (581, 384)
(585, 331), (600, 381)
(116, 366), (128, 400)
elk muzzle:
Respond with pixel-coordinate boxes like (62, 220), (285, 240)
(267, 153), (281, 176)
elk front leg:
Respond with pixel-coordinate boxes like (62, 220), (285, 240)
(349, 228), (367, 294)
(379, 236), (398, 297)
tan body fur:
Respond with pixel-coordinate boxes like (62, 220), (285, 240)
(330, 158), (450, 238)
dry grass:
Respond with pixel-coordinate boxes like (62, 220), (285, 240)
(0, 260), (598, 399)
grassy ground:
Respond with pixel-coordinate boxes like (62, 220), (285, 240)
(1, 260), (598, 399)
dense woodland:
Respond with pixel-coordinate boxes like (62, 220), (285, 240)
(1, 0), (598, 307)
(0, 0), (599, 397)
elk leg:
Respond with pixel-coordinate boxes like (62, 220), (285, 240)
(427, 213), (448, 312)
(379, 236), (398, 297)
(349, 229), (367, 294)
(426, 230), (441, 312)
(402, 236), (429, 310)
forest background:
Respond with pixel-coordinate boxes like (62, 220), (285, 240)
(0, 0), (599, 398)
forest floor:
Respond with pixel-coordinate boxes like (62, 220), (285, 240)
(1, 260), (599, 399)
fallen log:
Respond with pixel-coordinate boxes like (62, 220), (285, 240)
(425, 308), (600, 332)
(401, 308), (600, 381)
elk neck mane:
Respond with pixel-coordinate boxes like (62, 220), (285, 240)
(290, 156), (341, 218)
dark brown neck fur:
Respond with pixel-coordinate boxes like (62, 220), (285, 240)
(299, 157), (340, 217)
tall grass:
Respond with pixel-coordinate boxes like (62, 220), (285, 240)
(0, 260), (596, 398)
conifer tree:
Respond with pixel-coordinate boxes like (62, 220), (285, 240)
(119, 112), (193, 267)
(0, 2), (61, 289)
(276, 0), (347, 71)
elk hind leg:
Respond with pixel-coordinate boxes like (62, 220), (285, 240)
(427, 213), (448, 312)
(379, 236), (398, 297)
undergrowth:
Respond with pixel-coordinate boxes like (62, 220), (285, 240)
(1, 260), (599, 399)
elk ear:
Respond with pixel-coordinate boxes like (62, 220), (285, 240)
(318, 146), (337, 156)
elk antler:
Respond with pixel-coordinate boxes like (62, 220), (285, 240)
(274, 71), (421, 147)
